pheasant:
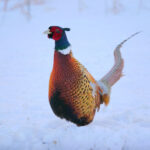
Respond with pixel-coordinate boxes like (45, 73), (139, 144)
(44, 26), (139, 126)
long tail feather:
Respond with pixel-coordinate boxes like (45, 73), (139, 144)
(98, 32), (141, 105)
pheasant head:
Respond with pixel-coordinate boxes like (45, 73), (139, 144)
(44, 26), (71, 51)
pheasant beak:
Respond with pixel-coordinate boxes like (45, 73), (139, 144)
(43, 29), (52, 35)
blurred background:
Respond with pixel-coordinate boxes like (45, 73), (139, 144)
(0, 0), (150, 150)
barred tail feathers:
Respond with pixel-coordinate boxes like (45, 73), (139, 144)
(98, 32), (140, 106)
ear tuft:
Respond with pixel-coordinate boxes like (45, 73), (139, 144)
(63, 28), (70, 31)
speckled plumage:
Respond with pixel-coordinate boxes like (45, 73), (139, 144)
(49, 51), (102, 126)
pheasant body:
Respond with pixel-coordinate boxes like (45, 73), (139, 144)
(49, 51), (102, 126)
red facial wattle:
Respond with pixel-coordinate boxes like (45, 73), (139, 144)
(50, 27), (63, 41)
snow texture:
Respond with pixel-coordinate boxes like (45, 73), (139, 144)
(0, 0), (150, 150)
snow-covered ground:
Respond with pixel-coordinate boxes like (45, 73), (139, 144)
(0, 0), (150, 150)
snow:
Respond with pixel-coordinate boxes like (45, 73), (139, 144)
(0, 0), (150, 150)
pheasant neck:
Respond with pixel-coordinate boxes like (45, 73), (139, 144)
(55, 33), (71, 51)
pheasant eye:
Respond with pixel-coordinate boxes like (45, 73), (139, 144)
(56, 29), (60, 33)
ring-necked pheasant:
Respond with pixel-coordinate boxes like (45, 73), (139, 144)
(44, 26), (139, 126)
